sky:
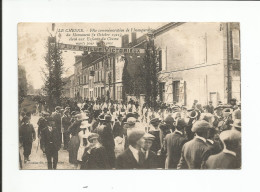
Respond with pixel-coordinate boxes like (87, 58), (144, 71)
(18, 22), (166, 89)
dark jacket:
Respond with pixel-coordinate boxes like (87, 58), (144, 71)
(206, 140), (222, 156)
(165, 131), (188, 169)
(81, 145), (111, 170)
(51, 111), (62, 132)
(177, 138), (210, 169)
(113, 121), (124, 138)
(116, 148), (144, 169)
(143, 150), (158, 169)
(61, 114), (71, 131)
(41, 127), (61, 152)
(37, 117), (48, 137)
(204, 151), (240, 169)
(20, 123), (36, 143)
(97, 123), (115, 151)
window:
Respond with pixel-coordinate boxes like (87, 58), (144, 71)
(159, 83), (165, 102)
(173, 81), (180, 103)
(117, 86), (122, 100)
(101, 87), (105, 96)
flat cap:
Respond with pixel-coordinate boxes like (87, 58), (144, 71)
(191, 120), (211, 133)
(88, 133), (99, 141)
(219, 129), (241, 142)
(128, 129), (145, 145)
(143, 133), (155, 141)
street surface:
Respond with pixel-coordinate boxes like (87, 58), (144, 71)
(20, 114), (75, 170)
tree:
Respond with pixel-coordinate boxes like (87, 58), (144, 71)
(122, 55), (133, 103)
(18, 65), (28, 107)
(143, 35), (159, 108)
(43, 36), (64, 112)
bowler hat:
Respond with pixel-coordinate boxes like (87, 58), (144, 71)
(150, 117), (161, 125)
(187, 110), (198, 119)
(191, 120), (211, 133)
(125, 117), (137, 126)
(230, 119), (241, 129)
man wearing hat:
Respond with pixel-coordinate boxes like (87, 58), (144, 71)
(37, 112), (49, 154)
(185, 110), (198, 141)
(41, 117), (61, 169)
(112, 114), (124, 138)
(177, 120), (211, 169)
(81, 133), (110, 169)
(142, 133), (158, 169)
(51, 106), (62, 145)
(97, 114), (115, 168)
(204, 130), (241, 169)
(19, 116), (36, 163)
(62, 108), (71, 150)
(208, 101), (214, 114)
(206, 126), (222, 156)
(149, 117), (163, 154)
(165, 119), (188, 169)
(116, 129), (146, 169)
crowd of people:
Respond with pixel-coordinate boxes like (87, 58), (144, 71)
(19, 98), (241, 170)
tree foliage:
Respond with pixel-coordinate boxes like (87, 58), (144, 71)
(43, 37), (64, 112)
(143, 37), (159, 108)
(122, 55), (133, 102)
(18, 65), (28, 106)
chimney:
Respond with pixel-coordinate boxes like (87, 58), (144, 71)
(121, 34), (129, 48)
(131, 32), (137, 44)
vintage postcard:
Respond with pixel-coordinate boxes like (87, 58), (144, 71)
(18, 22), (241, 170)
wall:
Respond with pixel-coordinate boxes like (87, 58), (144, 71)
(155, 22), (226, 107)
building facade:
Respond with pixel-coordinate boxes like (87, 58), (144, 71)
(153, 22), (240, 107)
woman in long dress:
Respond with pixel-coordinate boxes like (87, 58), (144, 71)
(77, 121), (91, 167)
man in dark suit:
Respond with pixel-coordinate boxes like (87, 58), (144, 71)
(177, 120), (211, 169)
(81, 133), (110, 169)
(37, 112), (49, 154)
(97, 114), (116, 168)
(142, 133), (158, 169)
(116, 129), (145, 169)
(41, 117), (61, 169)
(51, 106), (62, 145)
(61, 108), (71, 150)
(206, 126), (222, 155)
(165, 119), (188, 169)
(112, 114), (124, 138)
(204, 130), (241, 169)
(20, 116), (36, 163)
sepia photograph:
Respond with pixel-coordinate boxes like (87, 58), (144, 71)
(18, 22), (241, 170)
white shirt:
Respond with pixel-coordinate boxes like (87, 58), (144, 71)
(207, 139), (214, 144)
(195, 135), (207, 143)
(129, 145), (139, 162)
(223, 148), (236, 156)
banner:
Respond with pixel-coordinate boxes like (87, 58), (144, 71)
(57, 43), (145, 54)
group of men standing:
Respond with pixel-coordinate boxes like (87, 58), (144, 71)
(19, 98), (241, 170)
